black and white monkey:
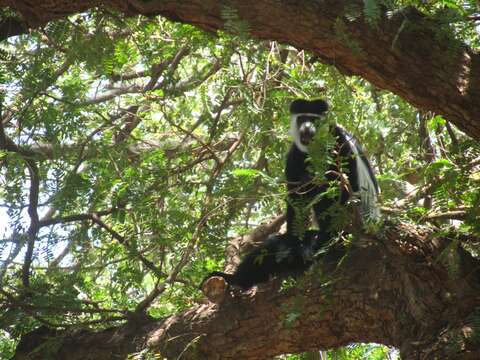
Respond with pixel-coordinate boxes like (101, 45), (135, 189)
(286, 99), (380, 236)
(200, 99), (379, 291)
(200, 230), (331, 290)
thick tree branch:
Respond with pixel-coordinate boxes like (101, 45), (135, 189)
(0, 16), (27, 40)
(81, 45), (191, 105)
(19, 134), (239, 162)
(13, 222), (480, 359)
(38, 208), (115, 227)
(1, 1), (480, 140)
(3, 2), (480, 359)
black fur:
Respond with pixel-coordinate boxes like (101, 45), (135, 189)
(290, 99), (328, 115)
(286, 99), (379, 236)
(200, 99), (378, 292)
(201, 230), (330, 290)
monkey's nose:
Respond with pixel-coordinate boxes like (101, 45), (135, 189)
(299, 122), (316, 145)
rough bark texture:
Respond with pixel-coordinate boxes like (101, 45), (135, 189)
(3, 1), (480, 358)
(13, 222), (480, 359)
(1, 0), (480, 141)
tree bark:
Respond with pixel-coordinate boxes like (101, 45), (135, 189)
(1, 0), (480, 141)
(13, 222), (480, 359)
(3, 1), (480, 358)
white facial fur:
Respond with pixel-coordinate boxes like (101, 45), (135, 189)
(290, 113), (324, 153)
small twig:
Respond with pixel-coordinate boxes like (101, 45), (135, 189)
(444, 121), (459, 149)
(162, 110), (221, 164)
(135, 135), (246, 312)
(145, 46), (190, 91)
(90, 214), (162, 277)
(0, 120), (40, 288)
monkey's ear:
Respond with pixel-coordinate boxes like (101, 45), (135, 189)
(290, 99), (328, 114)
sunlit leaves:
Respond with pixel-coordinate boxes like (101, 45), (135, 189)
(0, 4), (479, 358)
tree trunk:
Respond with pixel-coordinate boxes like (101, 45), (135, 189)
(14, 222), (480, 359)
(1, 0), (480, 141)
(3, 2), (480, 359)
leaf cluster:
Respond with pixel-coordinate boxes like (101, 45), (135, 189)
(0, 5), (478, 359)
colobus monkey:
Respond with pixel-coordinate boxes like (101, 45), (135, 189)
(200, 230), (331, 290)
(200, 100), (379, 293)
(286, 99), (380, 236)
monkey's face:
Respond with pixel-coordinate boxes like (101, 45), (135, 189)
(296, 115), (319, 146)
(289, 99), (329, 153)
(293, 113), (329, 151)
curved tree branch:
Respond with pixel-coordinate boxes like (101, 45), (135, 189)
(1, 1), (479, 140)
(0, 120), (40, 287)
(3, 2), (480, 359)
(12, 222), (480, 359)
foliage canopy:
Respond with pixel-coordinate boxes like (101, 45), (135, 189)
(0, 2), (479, 358)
